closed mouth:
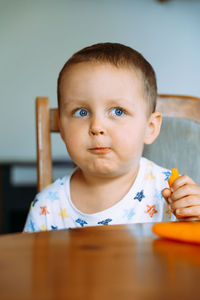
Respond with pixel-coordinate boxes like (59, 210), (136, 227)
(88, 147), (111, 154)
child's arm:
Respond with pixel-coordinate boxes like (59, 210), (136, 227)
(162, 172), (200, 220)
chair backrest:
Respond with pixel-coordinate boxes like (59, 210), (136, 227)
(36, 94), (200, 192)
(36, 97), (59, 192)
(155, 94), (200, 122)
(143, 94), (200, 184)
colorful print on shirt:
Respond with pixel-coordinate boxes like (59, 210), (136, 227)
(23, 157), (177, 233)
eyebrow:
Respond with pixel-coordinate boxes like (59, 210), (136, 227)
(103, 98), (137, 109)
(62, 99), (90, 109)
(61, 96), (137, 110)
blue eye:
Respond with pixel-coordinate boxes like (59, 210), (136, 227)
(74, 108), (88, 117)
(110, 108), (124, 116)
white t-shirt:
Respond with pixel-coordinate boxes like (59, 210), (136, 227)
(24, 157), (176, 232)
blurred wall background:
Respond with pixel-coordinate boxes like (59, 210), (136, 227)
(0, 0), (200, 163)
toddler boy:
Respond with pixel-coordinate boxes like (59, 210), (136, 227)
(24, 43), (200, 232)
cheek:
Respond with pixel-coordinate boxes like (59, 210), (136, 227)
(112, 129), (134, 156)
(61, 123), (86, 149)
(63, 133), (84, 162)
(112, 123), (146, 151)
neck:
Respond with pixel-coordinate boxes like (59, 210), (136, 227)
(79, 167), (138, 188)
(70, 165), (140, 214)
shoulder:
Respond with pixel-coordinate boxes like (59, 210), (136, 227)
(23, 175), (70, 233)
(41, 176), (68, 194)
(138, 158), (175, 222)
(31, 175), (70, 209)
(140, 157), (171, 185)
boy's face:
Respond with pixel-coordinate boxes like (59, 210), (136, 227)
(59, 62), (161, 178)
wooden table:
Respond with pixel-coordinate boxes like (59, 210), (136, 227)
(0, 223), (200, 300)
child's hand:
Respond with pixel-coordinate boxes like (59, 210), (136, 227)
(162, 174), (200, 220)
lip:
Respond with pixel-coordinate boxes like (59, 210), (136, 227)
(88, 147), (111, 154)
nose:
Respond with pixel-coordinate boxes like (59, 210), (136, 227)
(90, 127), (104, 135)
(89, 116), (105, 136)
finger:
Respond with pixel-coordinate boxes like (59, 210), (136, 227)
(170, 195), (200, 210)
(162, 188), (171, 199)
(162, 188), (172, 205)
(183, 217), (200, 221)
(175, 206), (200, 218)
(171, 217), (199, 221)
(171, 174), (196, 191)
(171, 184), (200, 201)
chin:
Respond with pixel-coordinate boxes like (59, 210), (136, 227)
(91, 168), (114, 177)
(82, 162), (115, 176)
(88, 164), (124, 178)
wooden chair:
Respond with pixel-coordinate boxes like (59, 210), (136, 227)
(36, 97), (59, 192)
(143, 94), (200, 184)
(155, 94), (200, 122)
(36, 94), (200, 192)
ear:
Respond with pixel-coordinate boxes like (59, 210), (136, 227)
(144, 112), (162, 145)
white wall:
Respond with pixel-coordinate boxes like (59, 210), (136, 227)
(0, 0), (200, 162)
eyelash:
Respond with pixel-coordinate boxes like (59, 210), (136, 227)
(72, 106), (127, 118)
(73, 108), (89, 117)
(110, 107), (126, 116)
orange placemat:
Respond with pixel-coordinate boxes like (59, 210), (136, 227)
(152, 221), (200, 244)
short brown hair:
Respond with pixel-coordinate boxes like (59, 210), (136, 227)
(57, 42), (157, 115)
